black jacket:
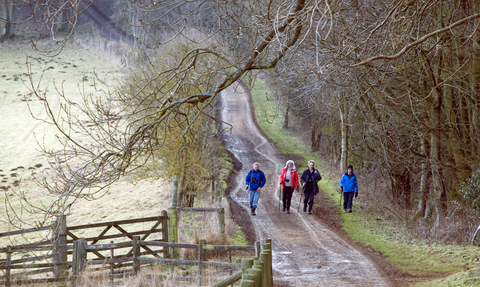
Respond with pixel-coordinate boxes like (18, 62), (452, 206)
(300, 169), (322, 195)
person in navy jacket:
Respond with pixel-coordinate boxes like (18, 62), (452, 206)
(340, 164), (358, 213)
(300, 160), (322, 214)
(245, 162), (266, 216)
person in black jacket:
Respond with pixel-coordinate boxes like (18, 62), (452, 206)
(300, 160), (322, 214)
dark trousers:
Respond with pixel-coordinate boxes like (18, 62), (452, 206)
(343, 192), (355, 210)
(303, 190), (315, 211)
(282, 186), (294, 211)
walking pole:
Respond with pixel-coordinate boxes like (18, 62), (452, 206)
(339, 188), (343, 211)
(278, 183), (281, 211)
(298, 191), (304, 212)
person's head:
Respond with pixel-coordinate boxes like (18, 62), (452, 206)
(347, 164), (353, 175)
(253, 162), (260, 171)
(308, 160), (315, 170)
(286, 160), (295, 169)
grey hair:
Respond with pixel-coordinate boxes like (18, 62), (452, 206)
(285, 160), (295, 169)
(308, 160), (315, 165)
(253, 162), (260, 168)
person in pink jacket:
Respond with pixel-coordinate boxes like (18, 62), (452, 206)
(279, 160), (300, 214)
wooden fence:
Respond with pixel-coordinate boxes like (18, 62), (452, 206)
(1, 211), (273, 286)
(0, 211), (169, 285)
(70, 237), (270, 286)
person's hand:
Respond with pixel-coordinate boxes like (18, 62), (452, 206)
(245, 185), (249, 190)
(302, 182), (306, 187)
(280, 181), (283, 185)
(257, 187), (262, 191)
(295, 187), (299, 193)
(355, 192), (358, 198)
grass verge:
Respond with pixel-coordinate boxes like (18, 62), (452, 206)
(249, 77), (480, 287)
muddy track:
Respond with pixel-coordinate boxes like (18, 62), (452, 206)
(219, 83), (398, 286)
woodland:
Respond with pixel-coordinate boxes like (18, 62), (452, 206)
(1, 0), (480, 245)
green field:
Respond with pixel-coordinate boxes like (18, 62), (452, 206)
(0, 41), (171, 233)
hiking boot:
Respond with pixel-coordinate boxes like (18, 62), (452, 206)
(286, 209), (290, 214)
(348, 209), (353, 213)
(251, 207), (254, 215)
(252, 207), (256, 216)
(303, 204), (307, 212)
(343, 209), (347, 213)
(283, 207), (286, 212)
(308, 211), (312, 215)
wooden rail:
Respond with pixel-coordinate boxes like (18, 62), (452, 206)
(0, 211), (272, 286)
(70, 236), (261, 286)
(0, 212), (169, 286)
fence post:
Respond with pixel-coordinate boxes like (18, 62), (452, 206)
(110, 240), (114, 285)
(241, 258), (253, 271)
(253, 260), (265, 287)
(170, 240), (175, 273)
(263, 238), (273, 287)
(227, 249), (232, 286)
(240, 280), (255, 287)
(217, 208), (225, 235)
(255, 241), (261, 258)
(199, 239), (207, 261)
(5, 246), (11, 287)
(161, 210), (169, 258)
(53, 214), (67, 280)
(242, 273), (255, 282)
(212, 180), (216, 202)
(249, 268), (262, 287)
(260, 250), (273, 287)
(72, 239), (87, 286)
(198, 239), (205, 287)
(133, 236), (140, 275)
(168, 175), (179, 258)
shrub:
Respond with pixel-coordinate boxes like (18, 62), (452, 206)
(454, 170), (480, 220)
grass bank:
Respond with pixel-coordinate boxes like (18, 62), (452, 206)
(248, 77), (480, 286)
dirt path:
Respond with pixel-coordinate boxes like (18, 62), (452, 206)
(219, 83), (392, 286)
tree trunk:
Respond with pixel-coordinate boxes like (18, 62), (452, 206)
(339, 100), (348, 172)
(310, 118), (322, 152)
(282, 104), (289, 129)
(1, 2), (5, 36)
(178, 146), (188, 207)
(417, 137), (430, 216)
(56, 0), (67, 32)
(431, 0), (447, 225)
(1, 0), (14, 41)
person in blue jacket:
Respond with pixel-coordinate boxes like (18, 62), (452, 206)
(340, 164), (358, 213)
(245, 162), (266, 216)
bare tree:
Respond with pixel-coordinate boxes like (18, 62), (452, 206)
(3, 0), (339, 227)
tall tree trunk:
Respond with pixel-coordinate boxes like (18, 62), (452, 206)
(1, 2), (5, 36)
(283, 104), (289, 129)
(178, 145), (188, 207)
(417, 136), (430, 216)
(431, 0), (447, 225)
(339, 99), (348, 172)
(310, 118), (322, 151)
(469, 22), (480, 166)
(56, 0), (67, 32)
(1, 0), (14, 41)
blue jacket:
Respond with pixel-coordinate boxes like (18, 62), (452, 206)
(340, 172), (358, 193)
(245, 169), (266, 191)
